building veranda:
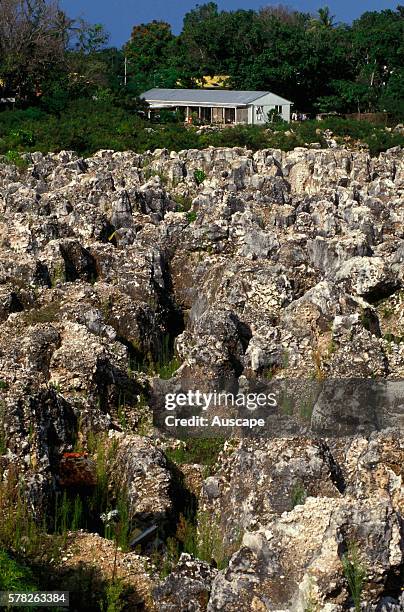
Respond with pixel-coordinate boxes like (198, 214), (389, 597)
(140, 88), (293, 125)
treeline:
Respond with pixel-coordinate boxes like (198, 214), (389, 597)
(126, 3), (404, 117)
(0, 1), (403, 118)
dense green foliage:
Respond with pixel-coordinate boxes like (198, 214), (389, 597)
(0, 2), (402, 122)
(0, 102), (402, 158)
(165, 438), (225, 467)
(0, 549), (37, 591)
(123, 4), (404, 117)
(0, 3), (402, 160)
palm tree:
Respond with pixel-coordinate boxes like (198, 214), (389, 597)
(317, 7), (335, 29)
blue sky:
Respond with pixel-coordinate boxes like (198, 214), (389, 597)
(61, 0), (400, 47)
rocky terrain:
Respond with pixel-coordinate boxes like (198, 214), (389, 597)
(0, 145), (403, 611)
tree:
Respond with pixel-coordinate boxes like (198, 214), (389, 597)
(317, 7), (335, 29)
(318, 7), (404, 114)
(351, 9), (403, 92)
(120, 3), (404, 116)
(125, 21), (174, 75)
(0, 0), (70, 100)
(65, 21), (111, 99)
(178, 3), (220, 76)
(378, 68), (404, 119)
(123, 21), (175, 93)
(72, 21), (109, 54)
(259, 4), (307, 26)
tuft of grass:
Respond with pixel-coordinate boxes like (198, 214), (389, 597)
(279, 393), (294, 416)
(174, 194), (193, 212)
(130, 333), (182, 379)
(143, 168), (168, 185)
(0, 548), (37, 591)
(291, 482), (307, 508)
(312, 349), (326, 381)
(299, 399), (314, 423)
(87, 434), (115, 518)
(327, 339), (337, 355)
(360, 309), (373, 331)
(383, 332), (403, 344)
(341, 541), (367, 612)
(115, 495), (131, 551)
(0, 402), (6, 455)
(282, 349), (290, 369)
(176, 512), (198, 559)
(54, 492), (84, 539)
(117, 392), (128, 431)
(160, 536), (180, 578)
(50, 263), (66, 287)
(165, 437), (225, 468)
(100, 578), (125, 612)
(155, 356), (181, 380)
(22, 302), (61, 324)
(87, 434), (132, 551)
(0, 466), (60, 562)
(164, 509), (239, 574)
(303, 577), (318, 612)
(151, 333), (181, 379)
(197, 510), (231, 569)
(186, 211), (197, 224)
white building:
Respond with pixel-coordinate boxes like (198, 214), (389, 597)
(140, 88), (293, 124)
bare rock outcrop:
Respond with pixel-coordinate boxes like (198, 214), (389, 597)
(0, 144), (402, 609)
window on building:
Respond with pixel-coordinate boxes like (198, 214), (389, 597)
(236, 108), (248, 123)
(275, 105), (283, 114)
(255, 106), (264, 118)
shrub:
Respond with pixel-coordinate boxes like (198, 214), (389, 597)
(367, 130), (404, 157)
(4, 150), (29, 169)
(193, 169), (206, 185)
(0, 104), (402, 158)
(266, 109), (284, 124)
(9, 128), (35, 147)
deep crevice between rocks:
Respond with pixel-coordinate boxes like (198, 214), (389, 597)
(364, 282), (402, 305)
